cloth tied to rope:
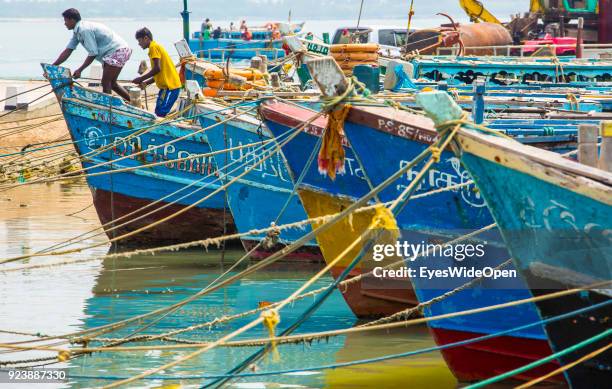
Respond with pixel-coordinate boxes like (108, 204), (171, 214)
(430, 146), (442, 163)
(262, 222), (281, 249)
(178, 55), (197, 86)
(260, 309), (281, 361)
(318, 104), (352, 180)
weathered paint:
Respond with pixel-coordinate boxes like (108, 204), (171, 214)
(340, 102), (573, 382)
(44, 64), (234, 246)
(419, 90), (611, 386)
(195, 102), (322, 261)
(298, 188), (419, 318)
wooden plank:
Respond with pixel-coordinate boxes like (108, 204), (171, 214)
(599, 121), (612, 172)
(305, 57), (349, 98)
(578, 124), (598, 167)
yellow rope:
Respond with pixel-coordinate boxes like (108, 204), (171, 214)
(0, 104), (256, 191)
(95, 113), (458, 387)
(2, 282), (607, 355)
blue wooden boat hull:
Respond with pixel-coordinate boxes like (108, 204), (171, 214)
(260, 101), (417, 318)
(455, 129), (612, 387)
(44, 64), (234, 246)
(188, 38), (285, 60)
(337, 105), (567, 381)
(195, 103), (321, 261)
(261, 102), (372, 200)
(411, 56), (612, 84)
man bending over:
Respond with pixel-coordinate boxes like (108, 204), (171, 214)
(52, 8), (132, 101)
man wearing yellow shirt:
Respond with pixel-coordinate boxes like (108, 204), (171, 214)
(132, 28), (182, 117)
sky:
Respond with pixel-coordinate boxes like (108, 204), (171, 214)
(0, 0), (525, 20)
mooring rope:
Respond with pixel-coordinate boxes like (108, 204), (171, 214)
(1, 285), (607, 356)
(19, 300), (609, 381)
(0, 110), (327, 351)
(1, 92), (255, 185)
(515, 343), (612, 389)
(465, 328), (612, 389)
(94, 113), (459, 388)
(1, 192), (487, 349)
(0, 111), (304, 264)
(0, 101), (260, 191)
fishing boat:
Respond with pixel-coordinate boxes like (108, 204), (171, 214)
(337, 102), (570, 383)
(192, 100), (322, 261)
(418, 90), (611, 387)
(188, 22), (303, 61)
(43, 64), (235, 246)
(260, 100), (420, 318)
(409, 56), (612, 84)
(261, 57), (593, 382)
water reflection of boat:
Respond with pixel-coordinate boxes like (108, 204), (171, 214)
(325, 325), (456, 388)
(73, 251), (352, 388)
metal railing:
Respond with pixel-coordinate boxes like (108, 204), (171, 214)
(193, 47), (285, 62)
(435, 43), (612, 58)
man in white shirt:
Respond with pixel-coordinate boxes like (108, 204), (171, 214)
(52, 8), (132, 101)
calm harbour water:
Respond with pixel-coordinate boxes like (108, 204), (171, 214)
(0, 181), (456, 388)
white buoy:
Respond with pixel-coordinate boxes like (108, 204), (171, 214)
(88, 64), (103, 87)
(128, 87), (142, 108)
(4, 85), (27, 111)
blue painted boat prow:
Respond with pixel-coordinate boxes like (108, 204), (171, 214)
(339, 102), (573, 381)
(417, 90), (611, 387)
(260, 100), (372, 201)
(43, 63), (234, 247)
(195, 102), (321, 261)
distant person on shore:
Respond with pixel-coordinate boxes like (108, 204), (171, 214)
(242, 27), (253, 41)
(229, 22), (236, 31)
(338, 28), (351, 44)
(201, 18), (212, 40)
(52, 8), (132, 101)
(131, 28), (182, 117)
(271, 26), (281, 40)
(240, 20), (247, 32)
(212, 26), (222, 40)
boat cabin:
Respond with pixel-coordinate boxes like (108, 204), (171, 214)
(331, 26), (410, 47)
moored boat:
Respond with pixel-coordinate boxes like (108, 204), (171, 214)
(262, 56), (587, 382)
(418, 90), (611, 387)
(43, 64), (235, 247)
(194, 100), (322, 262)
(339, 100), (568, 383)
(260, 100), (419, 318)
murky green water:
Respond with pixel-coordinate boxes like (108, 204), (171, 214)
(0, 181), (456, 388)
